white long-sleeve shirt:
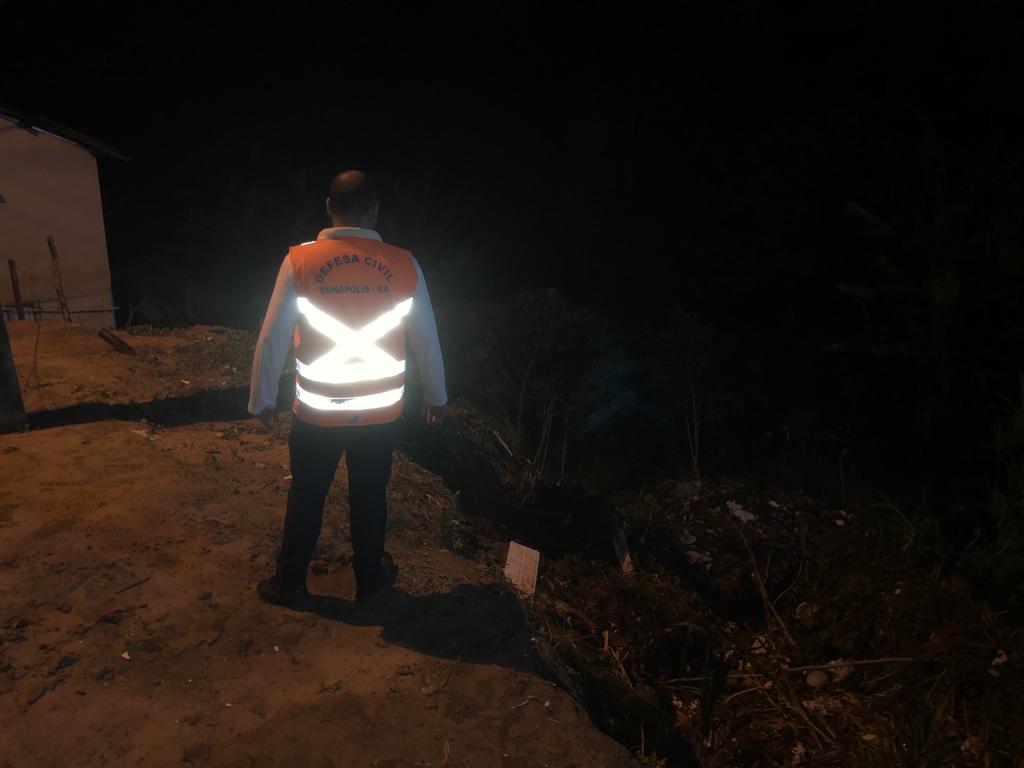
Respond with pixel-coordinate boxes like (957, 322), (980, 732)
(247, 227), (447, 415)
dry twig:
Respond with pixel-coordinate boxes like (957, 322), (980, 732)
(114, 575), (151, 595)
(733, 523), (797, 647)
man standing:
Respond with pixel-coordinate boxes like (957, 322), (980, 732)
(248, 170), (447, 606)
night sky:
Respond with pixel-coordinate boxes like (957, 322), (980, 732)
(4, 1), (1024, 493)
(5, 2), (1018, 322)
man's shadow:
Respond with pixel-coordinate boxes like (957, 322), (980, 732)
(292, 582), (540, 674)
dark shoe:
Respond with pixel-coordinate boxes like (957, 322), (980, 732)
(257, 574), (309, 606)
(356, 553), (399, 605)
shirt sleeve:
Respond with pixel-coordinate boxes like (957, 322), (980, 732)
(406, 258), (448, 407)
(248, 255), (300, 415)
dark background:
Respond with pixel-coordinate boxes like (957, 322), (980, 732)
(4, 1), (1024, 560)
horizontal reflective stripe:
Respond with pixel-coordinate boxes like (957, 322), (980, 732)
(296, 356), (406, 385)
(295, 382), (405, 412)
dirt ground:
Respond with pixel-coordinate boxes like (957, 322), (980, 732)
(0, 322), (635, 767)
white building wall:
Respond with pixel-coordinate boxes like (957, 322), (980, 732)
(0, 116), (116, 329)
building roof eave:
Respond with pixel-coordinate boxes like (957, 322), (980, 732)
(0, 105), (130, 162)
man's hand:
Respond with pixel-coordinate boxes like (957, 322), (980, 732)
(423, 403), (447, 428)
(257, 407), (279, 432)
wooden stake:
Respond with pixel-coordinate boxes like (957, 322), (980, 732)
(97, 329), (135, 355)
(0, 311), (27, 433)
(7, 260), (25, 321)
(46, 235), (72, 323)
(611, 522), (634, 574)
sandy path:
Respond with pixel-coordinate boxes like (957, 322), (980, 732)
(0, 323), (634, 767)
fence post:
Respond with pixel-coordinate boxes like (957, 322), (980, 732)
(46, 235), (72, 323)
(7, 259), (25, 320)
(0, 311), (27, 433)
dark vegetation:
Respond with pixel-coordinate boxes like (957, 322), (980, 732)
(427, 269), (1024, 764)
(6, 1), (1024, 764)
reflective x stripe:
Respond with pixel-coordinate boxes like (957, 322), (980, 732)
(295, 382), (405, 411)
(296, 296), (413, 385)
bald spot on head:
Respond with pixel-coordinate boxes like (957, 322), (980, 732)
(327, 170), (379, 227)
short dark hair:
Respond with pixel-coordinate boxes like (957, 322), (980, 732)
(328, 170), (379, 218)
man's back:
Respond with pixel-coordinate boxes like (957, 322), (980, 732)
(247, 227), (446, 426)
(248, 170), (446, 607)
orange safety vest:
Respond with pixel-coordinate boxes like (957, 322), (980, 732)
(289, 237), (418, 427)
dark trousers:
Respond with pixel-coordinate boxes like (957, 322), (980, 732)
(276, 417), (398, 594)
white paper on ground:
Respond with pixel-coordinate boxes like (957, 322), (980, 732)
(503, 541), (540, 595)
